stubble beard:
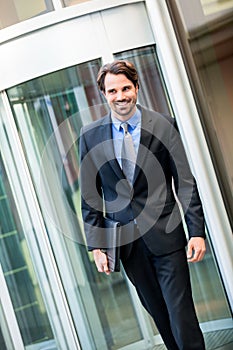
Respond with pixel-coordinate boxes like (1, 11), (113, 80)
(112, 98), (137, 120)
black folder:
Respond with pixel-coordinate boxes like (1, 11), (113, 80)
(102, 218), (121, 272)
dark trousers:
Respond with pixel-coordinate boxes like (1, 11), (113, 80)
(121, 238), (205, 350)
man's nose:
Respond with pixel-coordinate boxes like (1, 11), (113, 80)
(116, 90), (125, 100)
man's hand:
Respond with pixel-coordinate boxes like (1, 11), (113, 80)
(187, 237), (206, 263)
(93, 249), (111, 275)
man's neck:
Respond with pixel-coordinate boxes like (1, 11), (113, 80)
(111, 107), (137, 122)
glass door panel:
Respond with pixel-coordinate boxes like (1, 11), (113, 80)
(116, 46), (172, 115)
(0, 303), (11, 350)
(115, 46), (233, 348)
(0, 154), (55, 349)
(6, 59), (143, 350)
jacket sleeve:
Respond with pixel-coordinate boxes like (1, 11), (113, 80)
(79, 127), (105, 250)
(168, 119), (206, 239)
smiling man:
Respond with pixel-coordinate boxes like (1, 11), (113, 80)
(104, 72), (138, 118)
(79, 60), (206, 349)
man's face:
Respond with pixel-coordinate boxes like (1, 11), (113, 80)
(103, 73), (138, 121)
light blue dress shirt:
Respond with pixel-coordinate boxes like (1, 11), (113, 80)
(111, 107), (141, 168)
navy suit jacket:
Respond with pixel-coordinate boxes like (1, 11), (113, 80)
(79, 105), (205, 257)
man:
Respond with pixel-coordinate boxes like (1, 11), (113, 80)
(79, 60), (206, 349)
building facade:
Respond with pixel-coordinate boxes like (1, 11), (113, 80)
(0, 1), (232, 349)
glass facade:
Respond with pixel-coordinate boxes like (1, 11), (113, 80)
(0, 0), (54, 29)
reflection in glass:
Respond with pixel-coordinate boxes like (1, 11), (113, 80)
(0, 0), (54, 29)
(116, 46), (171, 115)
(0, 155), (54, 349)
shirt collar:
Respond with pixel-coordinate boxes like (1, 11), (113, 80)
(111, 107), (141, 132)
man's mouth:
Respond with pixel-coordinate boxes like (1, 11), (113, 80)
(115, 100), (129, 106)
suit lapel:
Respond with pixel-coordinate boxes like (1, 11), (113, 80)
(133, 107), (153, 183)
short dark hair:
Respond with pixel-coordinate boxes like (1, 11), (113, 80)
(97, 60), (139, 93)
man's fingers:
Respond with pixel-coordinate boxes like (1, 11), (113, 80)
(103, 263), (111, 275)
(189, 249), (201, 262)
(93, 249), (111, 274)
(187, 246), (193, 260)
(188, 249), (205, 262)
(100, 261), (111, 275)
(98, 266), (110, 274)
(187, 237), (206, 263)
